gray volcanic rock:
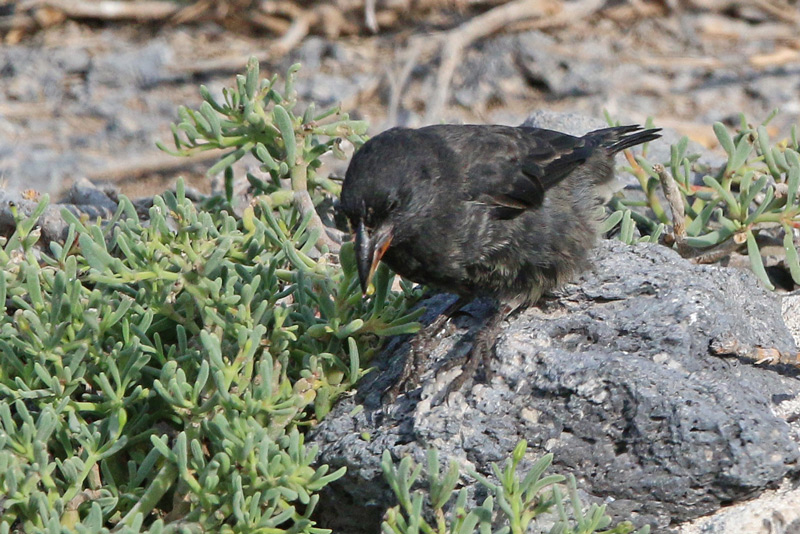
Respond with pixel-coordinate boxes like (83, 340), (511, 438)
(311, 240), (800, 532)
(675, 480), (800, 534)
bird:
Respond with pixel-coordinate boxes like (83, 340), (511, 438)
(340, 123), (660, 396)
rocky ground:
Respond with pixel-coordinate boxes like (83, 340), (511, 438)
(2, 1), (800, 200)
(310, 239), (800, 533)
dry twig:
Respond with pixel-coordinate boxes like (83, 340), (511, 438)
(425, 0), (555, 121)
(507, 0), (604, 32)
(19, 0), (181, 21)
(690, 241), (742, 264)
(258, 1), (356, 56)
(270, 10), (313, 56)
(385, 42), (424, 127)
(364, 0), (379, 32)
(424, 0), (612, 121)
(653, 164), (691, 256)
(292, 191), (342, 252)
(711, 334), (800, 368)
(750, 0), (800, 25)
(171, 0), (214, 24)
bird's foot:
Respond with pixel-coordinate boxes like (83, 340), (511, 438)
(437, 314), (502, 395)
(435, 303), (514, 398)
(383, 297), (467, 403)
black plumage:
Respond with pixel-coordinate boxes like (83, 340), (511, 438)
(340, 123), (660, 393)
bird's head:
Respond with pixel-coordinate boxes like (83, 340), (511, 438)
(339, 130), (419, 294)
(340, 174), (402, 295)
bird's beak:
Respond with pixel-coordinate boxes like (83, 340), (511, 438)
(355, 220), (393, 295)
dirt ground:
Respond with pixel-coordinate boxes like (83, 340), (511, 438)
(2, 0), (800, 199)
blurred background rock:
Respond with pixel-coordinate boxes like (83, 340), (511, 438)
(1, 0), (799, 197)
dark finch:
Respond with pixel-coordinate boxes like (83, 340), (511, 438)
(340, 123), (660, 393)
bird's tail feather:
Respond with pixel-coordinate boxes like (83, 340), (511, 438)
(604, 126), (662, 154)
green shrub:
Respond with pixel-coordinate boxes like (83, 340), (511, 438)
(381, 441), (650, 534)
(604, 111), (800, 289)
(0, 60), (421, 532)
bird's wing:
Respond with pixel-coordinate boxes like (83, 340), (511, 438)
(463, 127), (597, 220)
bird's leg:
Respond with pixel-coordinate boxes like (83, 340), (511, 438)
(384, 296), (469, 401)
(441, 303), (515, 395)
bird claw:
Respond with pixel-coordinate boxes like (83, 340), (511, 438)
(437, 301), (515, 401)
(437, 313), (501, 397)
(382, 330), (439, 403)
(384, 301), (510, 405)
(382, 296), (469, 403)
(382, 296), (516, 405)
